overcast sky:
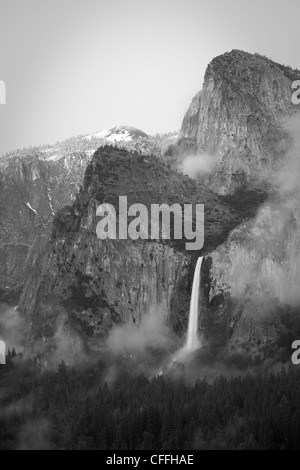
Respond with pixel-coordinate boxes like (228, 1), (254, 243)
(0, 0), (299, 155)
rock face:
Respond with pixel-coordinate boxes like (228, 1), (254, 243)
(180, 91), (202, 140)
(3, 50), (300, 364)
(20, 146), (239, 354)
(173, 50), (300, 362)
(0, 125), (155, 303)
(177, 50), (300, 195)
(202, 201), (300, 360)
(0, 151), (93, 302)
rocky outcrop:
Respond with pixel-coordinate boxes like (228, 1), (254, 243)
(0, 151), (93, 302)
(180, 91), (202, 140)
(176, 50), (300, 195)
(163, 50), (300, 362)
(20, 146), (240, 354)
(4, 50), (300, 364)
(201, 200), (300, 360)
(0, 127), (178, 303)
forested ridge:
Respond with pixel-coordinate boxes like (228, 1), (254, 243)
(0, 357), (299, 450)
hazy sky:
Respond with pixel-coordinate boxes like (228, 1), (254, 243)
(0, 0), (299, 155)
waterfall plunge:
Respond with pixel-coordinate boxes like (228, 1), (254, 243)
(186, 257), (203, 352)
(0, 340), (6, 365)
(158, 257), (203, 375)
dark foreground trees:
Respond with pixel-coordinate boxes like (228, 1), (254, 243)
(0, 358), (300, 450)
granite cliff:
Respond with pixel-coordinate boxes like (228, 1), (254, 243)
(20, 146), (238, 355)
(0, 151), (92, 302)
(3, 50), (300, 364)
(172, 50), (300, 196)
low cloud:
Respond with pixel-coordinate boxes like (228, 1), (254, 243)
(105, 306), (178, 375)
(0, 304), (25, 351)
(17, 419), (51, 450)
(220, 112), (300, 309)
(51, 315), (85, 367)
(179, 153), (216, 178)
(273, 112), (300, 195)
(107, 306), (175, 354)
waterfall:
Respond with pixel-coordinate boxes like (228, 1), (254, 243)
(186, 257), (203, 352)
(0, 340), (6, 365)
(158, 256), (203, 374)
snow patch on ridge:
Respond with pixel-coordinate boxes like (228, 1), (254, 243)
(26, 202), (38, 215)
(84, 125), (148, 142)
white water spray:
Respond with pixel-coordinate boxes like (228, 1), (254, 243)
(0, 340), (6, 365)
(157, 257), (203, 374)
(186, 257), (203, 352)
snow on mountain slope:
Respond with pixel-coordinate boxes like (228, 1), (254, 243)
(85, 124), (148, 142)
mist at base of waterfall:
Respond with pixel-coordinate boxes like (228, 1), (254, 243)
(157, 257), (203, 375)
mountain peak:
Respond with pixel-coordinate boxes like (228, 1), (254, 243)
(85, 124), (148, 142)
(177, 49), (300, 195)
